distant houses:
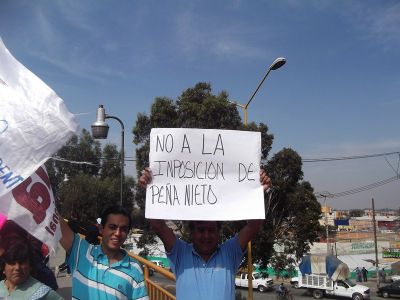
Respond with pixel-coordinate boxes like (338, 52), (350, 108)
(320, 205), (400, 233)
(315, 205), (400, 271)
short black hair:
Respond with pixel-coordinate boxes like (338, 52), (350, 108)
(188, 221), (221, 232)
(100, 205), (132, 229)
(0, 241), (35, 275)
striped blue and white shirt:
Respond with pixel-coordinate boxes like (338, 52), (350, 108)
(67, 234), (148, 300)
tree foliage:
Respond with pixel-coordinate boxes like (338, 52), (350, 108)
(46, 129), (135, 230)
(132, 82), (323, 267)
(349, 209), (364, 217)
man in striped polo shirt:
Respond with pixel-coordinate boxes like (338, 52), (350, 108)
(60, 205), (148, 300)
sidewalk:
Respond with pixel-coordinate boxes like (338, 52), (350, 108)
(49, 243), (71, 299)
(56, 275), (72, 299)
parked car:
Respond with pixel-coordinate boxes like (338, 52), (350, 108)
(151, 260), (165, 268)
(390, 275), (400, 282)
(377, 280), (400, 298)
(235, 272), (274, 292)
(290, 277), (299, 288)
(143, 260), (166, 276)
(142, 264), (154, 276)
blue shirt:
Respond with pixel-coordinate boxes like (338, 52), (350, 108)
(66, 234), (148, 300)
(167, 235), (244, 300)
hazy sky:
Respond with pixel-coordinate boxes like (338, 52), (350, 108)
(1, 0), (399, 210)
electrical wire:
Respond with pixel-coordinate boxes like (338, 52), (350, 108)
(302, 151), (399, 162)
(315, 175), (399, 199)
(51, 157), (96, 166)
(53, 150), (399, 199)
(305, 151), (400, 198)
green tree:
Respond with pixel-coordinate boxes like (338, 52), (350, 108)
(45, 129), (101, 196)
(132, 82), (322, 268)
(46, 129), (135, 230)
(349, 209), (364, 217)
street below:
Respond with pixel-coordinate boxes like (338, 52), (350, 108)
(148, 273), (384, 300)
(56, 270), (389, 300)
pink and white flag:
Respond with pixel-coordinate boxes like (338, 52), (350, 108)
(0, 38), (78, 249)
(1, 166), (61, 251)
(0, 38), (78, 197)
(0, 213), (6, 230)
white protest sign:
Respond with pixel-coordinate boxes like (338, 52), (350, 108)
(146, 128), (265, 221)
(0, 166), (61, 251)
(0, 38), (78, 198)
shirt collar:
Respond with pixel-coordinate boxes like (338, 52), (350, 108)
(191, 243), (221, 261)
(91, 244), (130, 267)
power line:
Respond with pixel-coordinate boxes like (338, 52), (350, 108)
(53, 150), (399, 199)
(51, 157), (96, 166)
(50, 156), (136, 166)
(315, 176), (399, 199)
(302, 151), (399, 162)
(306, 151), (400, 198)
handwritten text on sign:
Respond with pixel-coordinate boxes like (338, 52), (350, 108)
(146, 128), (265, 221)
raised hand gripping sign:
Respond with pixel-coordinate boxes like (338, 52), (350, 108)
(146, 128), (265, 221)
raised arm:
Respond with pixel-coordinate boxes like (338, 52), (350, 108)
(59, 216), (74, 254)
(237, 169), (271, 250)
(139, 168), (176, 252)
(148, 219), (176, 252)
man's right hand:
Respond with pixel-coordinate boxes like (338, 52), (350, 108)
(59, 217), (74, 254)
(138, 167), (152, 189)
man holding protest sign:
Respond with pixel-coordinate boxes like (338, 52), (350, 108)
(139, 167), (271, 300)
(59, 205), (148, 300)
(139, 128), (270, 299)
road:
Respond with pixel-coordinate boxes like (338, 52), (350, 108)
(239, 279), (389, 300)
(56, 270), (387, 299)
(148, 273), (385, 300)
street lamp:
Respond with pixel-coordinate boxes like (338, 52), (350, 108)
(231, 57), (286, 125)
(91, 104), (125, 206)
(231, 57), (286, 300)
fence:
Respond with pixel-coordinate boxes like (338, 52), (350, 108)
(129, 252), (176, 300)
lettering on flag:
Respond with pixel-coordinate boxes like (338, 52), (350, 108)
(0, 166), (61, 251)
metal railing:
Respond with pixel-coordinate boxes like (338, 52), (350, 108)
(128, 252), (176, 300)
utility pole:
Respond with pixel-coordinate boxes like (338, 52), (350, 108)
(324, 196), (329, 254)
(372, 198), (379, 289)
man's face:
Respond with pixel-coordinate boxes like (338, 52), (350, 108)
(191, 221), (219, 259)
(99, 214), (130, 254)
